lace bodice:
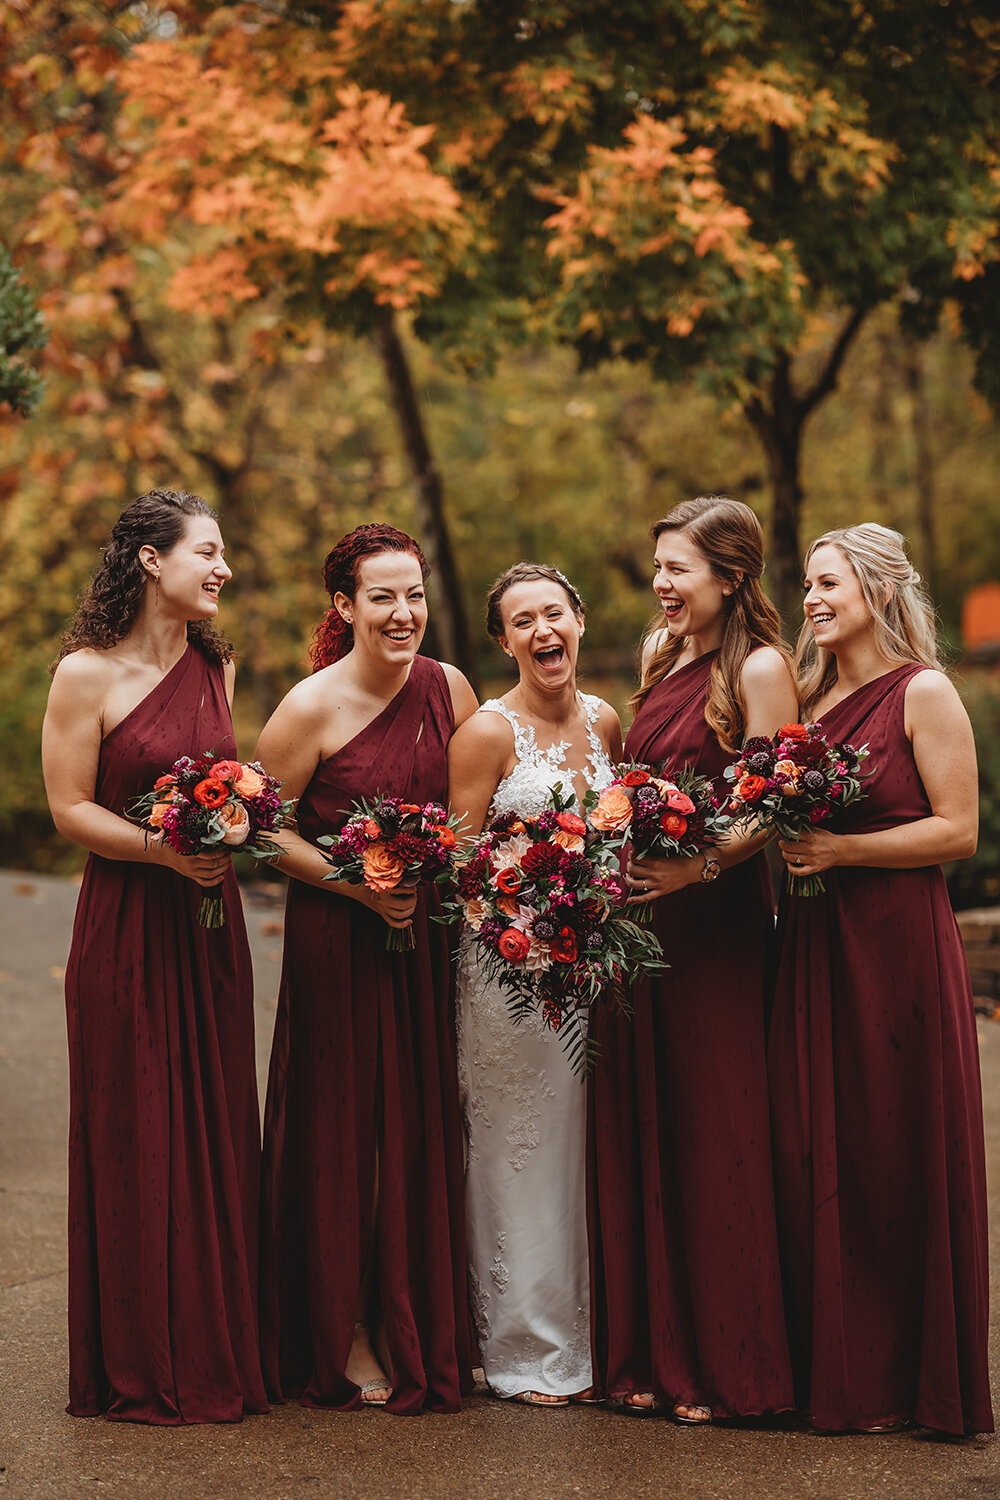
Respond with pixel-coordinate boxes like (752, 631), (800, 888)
(479, 692), (615, 822)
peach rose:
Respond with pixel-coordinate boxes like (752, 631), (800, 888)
(551, 828), (585, 853)
(363, 842), (406, 891)
(589, 786), (634, 832)
(464, 897), (488, 930)
(148, 798), (173, 829)
(774, 759), (800, 794)
(232, 764), (265, 799)
(219, 801), (251, 846)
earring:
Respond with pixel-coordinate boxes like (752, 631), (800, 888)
(154, 574), (160, 606)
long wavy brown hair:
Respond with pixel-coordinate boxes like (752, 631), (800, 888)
(630, 496), (789, 750)
(797, 523), (943, 718)
(54, 489), (234, 669)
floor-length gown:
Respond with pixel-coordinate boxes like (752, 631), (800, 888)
(64, 642), (267, 1424)
(589, 651), (793, 1415)
(768, 664), (993, 1435)
(260, 655), (474, 1416)
(456, 695), (614, 1398)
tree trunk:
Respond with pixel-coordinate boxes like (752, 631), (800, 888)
(903, 337), (936, 599)
(746, 357), (805, 634)
(371, 305), (477, 688)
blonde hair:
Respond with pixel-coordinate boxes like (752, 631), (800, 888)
(630, 495), (789, 751)
(796, 523), (942, 717)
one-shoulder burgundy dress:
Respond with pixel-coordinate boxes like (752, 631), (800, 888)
(589, 650), (793, 1416)
(259, 655), (474, 1415)
(64, 643), (267, 1424)
(768, 664), (993, 1435)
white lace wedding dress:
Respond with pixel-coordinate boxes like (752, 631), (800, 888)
(455, 694), (615, 1398)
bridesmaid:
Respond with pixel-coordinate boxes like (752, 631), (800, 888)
(590, 494), (796, 1422)
(769, 522), (993, 1436)
(41, 489), (267, 1424)
(257, 522), (478, 1416)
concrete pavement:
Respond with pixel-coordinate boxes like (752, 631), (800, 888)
(1, 869), (997, 1500)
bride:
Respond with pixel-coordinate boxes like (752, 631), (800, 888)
(448, 563), (622, 1406)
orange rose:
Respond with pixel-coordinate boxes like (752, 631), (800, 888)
(589, 786), (633, 832)
(737, 774), (768, 802)
(148, 798), (173, 829)
(552, 828), (585, 853)
(363, 819), (382, 840)
(219, 801), (251, 846)
(510, 820), (526, 834)
(497, 895), (521, 917)
(433, 825), (457, 850)
(779, 723), (809, 742)
(153, 773), (178, 791)
(232, 764), (265, 799)
(363, 842), (406, 891)
(660, 811), (688, 838)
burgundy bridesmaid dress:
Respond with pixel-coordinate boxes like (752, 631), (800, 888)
(768, 664), (993, 1435)
(589, 650), (793, 1416)
(64, 643), (268, 1424)
(260, 654), (474, 1415)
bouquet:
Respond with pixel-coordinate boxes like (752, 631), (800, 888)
(130, 752), (294, 928)
(318, 794), (464, 951)
(589, 763), (732, 923)
(448, 787), (665, 1076)
(723, 722), (870, 895)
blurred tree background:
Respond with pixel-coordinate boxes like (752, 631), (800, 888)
(1, 0), (998, 903)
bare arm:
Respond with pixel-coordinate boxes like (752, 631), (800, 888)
(41, 654), (228, 888)
(447, 712), (514, 839)
(597, 700), (624, 766)
(441, 662), (479, 731)
(254, 684), (417, 928)
(780, 670), (978, 875)
(627, 646), (798, 898)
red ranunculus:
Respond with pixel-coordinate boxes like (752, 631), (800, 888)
(622, 769), (650, 787)
(498, 927), (531, 963)
(496, 867), (522, 895)
(660, 811), (688, 837)
(779, 723), (809, 742)
(550, 927), (578, 963)
(193, 777), (229, 809)
(555, 811), (587, 837)
(737, 774), (768, 802)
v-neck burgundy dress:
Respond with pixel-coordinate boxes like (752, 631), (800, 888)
(589, 651), (793, 1416)
(768, 665), (993, 1435)
(259, 655), (474, 1415)
(64, 643), (267, 1424)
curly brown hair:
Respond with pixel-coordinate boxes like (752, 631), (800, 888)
(54, 489), (234, 669)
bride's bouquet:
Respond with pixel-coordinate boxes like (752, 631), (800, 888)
(318, 793), (464, 950)
(130, 752), (294, 928)
(723, 722), (869, 895)
(448, 787), (665, 1076)
(588, 762), (732, 922)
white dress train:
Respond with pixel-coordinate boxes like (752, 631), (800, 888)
(455, 694), (615, 1398)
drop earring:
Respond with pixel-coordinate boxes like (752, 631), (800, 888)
(154, 574), (160, 606)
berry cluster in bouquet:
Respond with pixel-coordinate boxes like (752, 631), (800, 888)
(130, 753), (294, 928)
(723, 723), (869, 896)
(448, 786), (665, 1076)
(589, 763), (732, 923)
(318, 794), (464, 951)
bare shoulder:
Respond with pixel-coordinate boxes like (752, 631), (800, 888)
(48, 648), (115, 708)
(449, 705), (514, 758)
(594, 697), (622, 736)
(439, 661), (479, 726)
(740, 645), (793, 691)
(259, 668), (332, 739)
(905, 667), (966, 719)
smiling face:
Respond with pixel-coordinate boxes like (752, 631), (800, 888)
(336, 549), (428, 666)
(144, 514), (231, 620)
(652, 527), (730, 640)
(498, 578), (584, 691)
(803, 542), (874, 652)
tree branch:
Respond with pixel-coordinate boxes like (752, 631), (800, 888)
(798, 307), (868, 421)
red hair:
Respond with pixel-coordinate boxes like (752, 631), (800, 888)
(309, 523), (430, 670)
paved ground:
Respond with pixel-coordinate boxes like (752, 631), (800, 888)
(1, 869), (998, 1500)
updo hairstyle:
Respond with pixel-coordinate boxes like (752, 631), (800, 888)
(485, 563), (585, 645)
(309, 522), (430, 670)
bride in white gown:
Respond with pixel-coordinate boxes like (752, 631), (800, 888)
(448, 563), (622, 1406)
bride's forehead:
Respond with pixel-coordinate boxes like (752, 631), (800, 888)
(501, 580), (569, 618)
